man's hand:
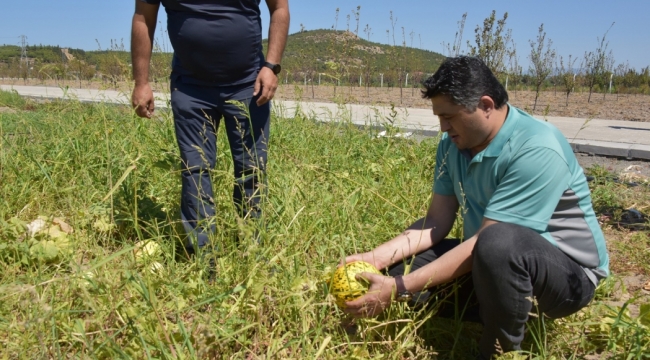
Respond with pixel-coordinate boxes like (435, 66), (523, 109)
(343, 273), (396, 318)
(253, 67), (278, 106)
(131, 0), (159, 118)
(341, 252), (388, 272)
(132, 83), (154, 118)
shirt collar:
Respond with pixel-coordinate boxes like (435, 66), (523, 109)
(482, 104), (516, 158)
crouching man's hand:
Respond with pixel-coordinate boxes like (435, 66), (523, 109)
(339, 252), (389, 272)
(343, 273), (396, 318)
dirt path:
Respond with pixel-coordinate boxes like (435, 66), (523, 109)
(2, 78), (649, 122)
(275, 84), (650, 122)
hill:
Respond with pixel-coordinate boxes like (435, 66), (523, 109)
(264, 29), (447, 86)
(0, 30), (445, 87)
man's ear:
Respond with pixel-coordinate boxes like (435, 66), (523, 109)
(478, 96), (496, 116)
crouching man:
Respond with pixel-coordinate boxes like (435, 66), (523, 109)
(343, 56), (609, 359)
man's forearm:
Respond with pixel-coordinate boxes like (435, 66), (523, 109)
(369, 216), (449, 270)
(131, 14), (156, 85)
(404, 236), (476, 292)
(399, 219), (498, 294)
(265, 6), (290, 64)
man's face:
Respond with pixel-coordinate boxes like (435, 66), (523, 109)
(431, 95), (493, 155)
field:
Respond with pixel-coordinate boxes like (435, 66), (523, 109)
(2, 77), (650, 122)
(0, 89), (649, 359)
(275, 84), (650, 123)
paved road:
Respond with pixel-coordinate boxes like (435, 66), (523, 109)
(3, 84), (650, 160)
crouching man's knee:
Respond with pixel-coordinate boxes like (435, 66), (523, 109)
(473, 222), (524, 267)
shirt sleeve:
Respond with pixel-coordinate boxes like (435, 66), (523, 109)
(433, 140), (455, 196)
(140, 0), (160, 4)
(483, 147), (571, 231)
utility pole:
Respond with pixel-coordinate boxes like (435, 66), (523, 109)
(19, 35), (28, 79)
(20, 35), (27, 64)
(20, 35), (27, 66)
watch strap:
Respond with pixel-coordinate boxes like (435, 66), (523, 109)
(263, 61), (281, 75)
(394, 275), (413, 302)
(394, 275), (407, 294)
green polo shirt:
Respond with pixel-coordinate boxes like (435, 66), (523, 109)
(434, 105), (609, 284)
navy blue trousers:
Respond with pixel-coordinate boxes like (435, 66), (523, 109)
(170, 75), (270, 252)
(388, 223), (596, 358)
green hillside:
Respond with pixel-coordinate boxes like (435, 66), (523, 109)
(264, 29), (446, 85)
(0, 30), (445, 86)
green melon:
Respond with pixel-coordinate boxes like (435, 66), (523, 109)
(329, 261), (381, 308)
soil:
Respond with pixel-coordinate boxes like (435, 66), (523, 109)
(2, 78), (650, 122)
(275, 84), (650, 122)
(576, 153), (650, 179)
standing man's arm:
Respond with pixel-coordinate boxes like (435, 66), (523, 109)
(131, 1), (160, 118)
(255, 0), (290, 106)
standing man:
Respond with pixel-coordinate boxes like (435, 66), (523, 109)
(130, 0), (290, 255)
(342, 56), (609, 359)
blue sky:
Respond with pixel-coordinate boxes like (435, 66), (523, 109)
(1, 0), (648, 70)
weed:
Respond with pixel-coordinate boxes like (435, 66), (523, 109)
(1, 89), (648, 358)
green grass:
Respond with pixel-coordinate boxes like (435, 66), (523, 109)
(0, 89), (648, 359)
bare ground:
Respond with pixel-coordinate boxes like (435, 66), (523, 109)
(576, 153), (650, 178)
(275, 84), (650, 122)
(2, 78), (650, 122)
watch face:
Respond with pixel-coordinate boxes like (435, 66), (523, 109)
(397, 292), (413, 302)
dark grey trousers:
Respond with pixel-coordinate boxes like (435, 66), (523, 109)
(388, 222), (596, 358)
(170, 75), (270, 252)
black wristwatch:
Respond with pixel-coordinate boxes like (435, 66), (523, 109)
(394, 275), (413, 302)
(263, 61), (282, 75)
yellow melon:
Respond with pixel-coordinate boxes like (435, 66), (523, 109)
(329, 261), (381, 308)
(133, 240), (162, 263)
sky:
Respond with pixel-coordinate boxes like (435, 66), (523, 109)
(1, 0), (648, 71)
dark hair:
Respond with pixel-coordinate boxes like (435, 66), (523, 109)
(421, 56), (508, 110)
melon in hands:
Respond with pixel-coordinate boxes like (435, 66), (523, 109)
(329, 261), (381, 309)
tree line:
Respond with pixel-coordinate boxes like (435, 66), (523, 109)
(0, 41), (171, 88)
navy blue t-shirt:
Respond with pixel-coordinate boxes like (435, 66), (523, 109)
(141, 0), (265, 86)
